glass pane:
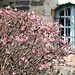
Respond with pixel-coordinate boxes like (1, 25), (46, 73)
(66, 8), (71, 16)
(68, 38), (70, 42)
(66, 28), (70, 36)
(16, 1), (30, 5)
(59, 18), (64, 26)
(61, 38), (64, 40)
(60, 28), (64, 36)
(59, 10), (64, 16)
(66, 19), (70, 26)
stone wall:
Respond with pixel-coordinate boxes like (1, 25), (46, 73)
(0, 0), (75, 22)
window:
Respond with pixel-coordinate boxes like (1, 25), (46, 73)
(55, 4), (75, 46)
(15, 1), (30, 5)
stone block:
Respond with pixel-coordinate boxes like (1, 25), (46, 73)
(31, 1), (43, 6)
(64, 54), (75, 65)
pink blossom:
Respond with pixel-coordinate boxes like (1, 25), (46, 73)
(6, 11), (11, 14)
(24, 39), (27, 42)
(43, 39), (47, 44)
(12, 72), (16, 75)
(65, 38), (68, 43)
(36, 38), (38, 42)
(0, 19), (2, 23)
(25, 59), (28, 63)
(26, 37), (28, 40)
(4, 37), (7, 40)
(60, 24), (64, 28)
(21, 13), (23, 16)
(29, 20), (32, 23)
(7, 50), (10, 54)
(37, 19), (40, 21)
(24, 34), (26, 37)
(44, 55), (48, 59)
(1, 14), (4, 16)
(28, 12), (30, 16)
(50, 23), (53, 26)
(60, 39), (64, 43)
(54, 22), (58, 25)
(39, 65), (45, 70)
(45, 63), (49, 66)
(15, 36), (20, 41)
(3, 71), (5, 75)
(51, 32), (55, 34)
(0, 10), (3, 13)
(41, 16), (43, 19)
(32, 49), (35, 53)
(34, 23), (36, 26)
(49, 38), (55, 42)
(39, 67), (43, 70)
(21, 27), (25, 31)
(45, 49), (47, 52)
(20, 38), (24, 42)
(9, 29), (11, 32)
(25, 17), (27, 20)
(38, 55), (40, 57)
(7, 24), (10, 26)
(41, 26), (48, 30)
(70, 47), (73, 50)
(43, 47), (46, 50)
(21, 57), (25, 61)
(32, 11), (34, 14)
(14, 8), (17, 11)
(11, 42), (14, 46)
(11, 35), (13, 38)
(73, 46), (75, 49)
(4, 33), (6, 36)
(32, 68), (34, 71)
(33, 40), (35, 42)
(39, 30), (41, 33)
(40, 37), (43, 41)
(3, 40), (6, 45)
(57, 30), (60, 33)
(29, 42), (32, 44)
(6, 6), (10, 9)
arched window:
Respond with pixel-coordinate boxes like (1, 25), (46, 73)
(55, 4), (75, 46)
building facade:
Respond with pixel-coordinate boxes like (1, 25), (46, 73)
(0, 0), (75, 45)
(0, 0), (75, 22)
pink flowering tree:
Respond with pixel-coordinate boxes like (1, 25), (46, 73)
(0, 6), (74, 75)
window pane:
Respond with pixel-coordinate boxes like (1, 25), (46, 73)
(68, 38), (70, 42)
(59, 18), (64, 26)
(66, 28), (70, 36)
(66, 8), (71, 16)
(16, 1), (30, 5)
(60, 28), (64, 36)
(59, 10), (64, 16)
(66, 18), (70, 26)
(61, 38), (64, 40)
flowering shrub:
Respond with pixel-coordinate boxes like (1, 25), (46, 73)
(0, 6), (74, 75)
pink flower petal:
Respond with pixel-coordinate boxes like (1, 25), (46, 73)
(21, 57), (25, 61)
(25, 59), (28, 63)
(13, 72), (16, 75)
